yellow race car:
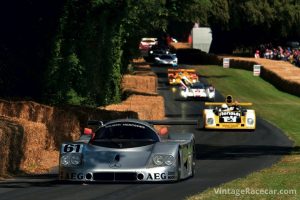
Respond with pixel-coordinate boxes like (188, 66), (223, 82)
(202, 95), (256, 130)
(168, 68), (199, 85)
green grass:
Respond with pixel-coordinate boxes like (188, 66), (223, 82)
(187, 65), (300, 200)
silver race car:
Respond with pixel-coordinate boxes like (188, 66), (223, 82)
(154, 54), (178, 66)
(59, 119), (195, 182)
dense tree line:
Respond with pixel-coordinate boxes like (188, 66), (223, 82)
(1, 0), (300, 106)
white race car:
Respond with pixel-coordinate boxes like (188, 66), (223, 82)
(180, 77), (215, 101)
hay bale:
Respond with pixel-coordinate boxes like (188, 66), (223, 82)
(0, 117), (56, 175)
(0, 101), (138, 176)
(0, 57), (165, 176)
(104, 95), (165, 120)
(0, 117), (23, 176)
(217, 56), (300, 96)
(122, 74), (158, 94)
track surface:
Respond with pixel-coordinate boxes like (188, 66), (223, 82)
(0, 65), (293, 200)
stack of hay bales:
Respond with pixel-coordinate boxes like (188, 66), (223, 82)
(0, 58), (164, 176)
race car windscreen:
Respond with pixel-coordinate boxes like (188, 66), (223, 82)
(159, 55), (173, 60)
(190, 82), (205, 89)
(90, 122), (160, 148)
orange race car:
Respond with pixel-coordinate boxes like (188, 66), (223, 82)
(167, 69), (199, 85)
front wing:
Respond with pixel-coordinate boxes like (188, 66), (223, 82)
(59, 166), (178, 182)
(204, 116), (256, 130)
(181, 91), (215, 99)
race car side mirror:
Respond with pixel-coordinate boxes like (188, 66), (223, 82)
(158, 127), (168, 136)
(213, 109), (219, 115)
(241, 109), (247, 116)
(84, 128), (93, 135)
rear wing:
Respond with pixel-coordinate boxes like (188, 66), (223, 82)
(168, 69), (198, 78)
(146, 119), (198, 125)
(205, 102), (253, 107)
(141, 37), (157, 41)
(168, 68), (196, 74)
(205, 95), (253, 107)
(84, 119), (198, 137)
(87, 119), (198, 127)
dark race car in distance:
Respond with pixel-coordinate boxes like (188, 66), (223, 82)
(154, 54), (178, 67)
(144, 45), (171, 62)
(139, 38), (158, 56)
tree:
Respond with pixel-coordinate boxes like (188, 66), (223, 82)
(44, 0), (169, 106)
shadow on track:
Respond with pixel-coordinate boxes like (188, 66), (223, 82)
(195, 144), (299, 160)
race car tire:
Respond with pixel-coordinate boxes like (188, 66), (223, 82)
(197, 118), (204, 129)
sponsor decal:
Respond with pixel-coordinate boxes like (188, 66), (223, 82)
(220, 112), (241, 123)
(146, 173), (167, 180)
(221, 124), (238, 128)
(62, 144), (83, 153)
(106, 123), (145, 129)
(221, 116), (239, 123)
(220, 112), (241, 117)
(167, 172), (176, 179)
(64, 172), (85, 180)
(109, 162), (122, 168)
(144, 172), (176, 180)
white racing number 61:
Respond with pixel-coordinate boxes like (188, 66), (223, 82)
(62, 144), (83, 153)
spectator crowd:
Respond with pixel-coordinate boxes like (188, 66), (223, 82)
(255, 43), (300, 67)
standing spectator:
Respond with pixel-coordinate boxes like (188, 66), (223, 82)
(278, 46), (284, 60)
(264, 49), (270, 59)
(254, 50), (260, 58)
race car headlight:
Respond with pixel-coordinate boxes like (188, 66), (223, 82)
(207, 118), (214, 125)
(152, 154), (175, 166)
(153, 155), (164, 166)
(164, 155), (175, 166)
(60, 153), (82, 166)
(70, 153), (82, 165)
(60, 154), (71, 166)
(247, 118), (254, 125)
(149, 50), (153, 54)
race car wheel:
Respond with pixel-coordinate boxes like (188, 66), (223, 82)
(197, 118), (204, 130)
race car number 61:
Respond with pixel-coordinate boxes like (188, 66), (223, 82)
(63, 144), (83, 153)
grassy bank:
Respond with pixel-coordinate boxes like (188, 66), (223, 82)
(187, 65), (300, 200)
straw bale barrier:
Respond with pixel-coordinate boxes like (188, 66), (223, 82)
(122, 74), (158, 96)
(0, 100), (136, 175)
(0, 60), (164, 176)
(106, 62), (164, 121)
(103, 95), (165, 120)
(216, 56), (300, 97)
(173, 45), (300, 97)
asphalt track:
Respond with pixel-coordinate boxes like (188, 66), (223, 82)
(0, 65), (294, 200)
